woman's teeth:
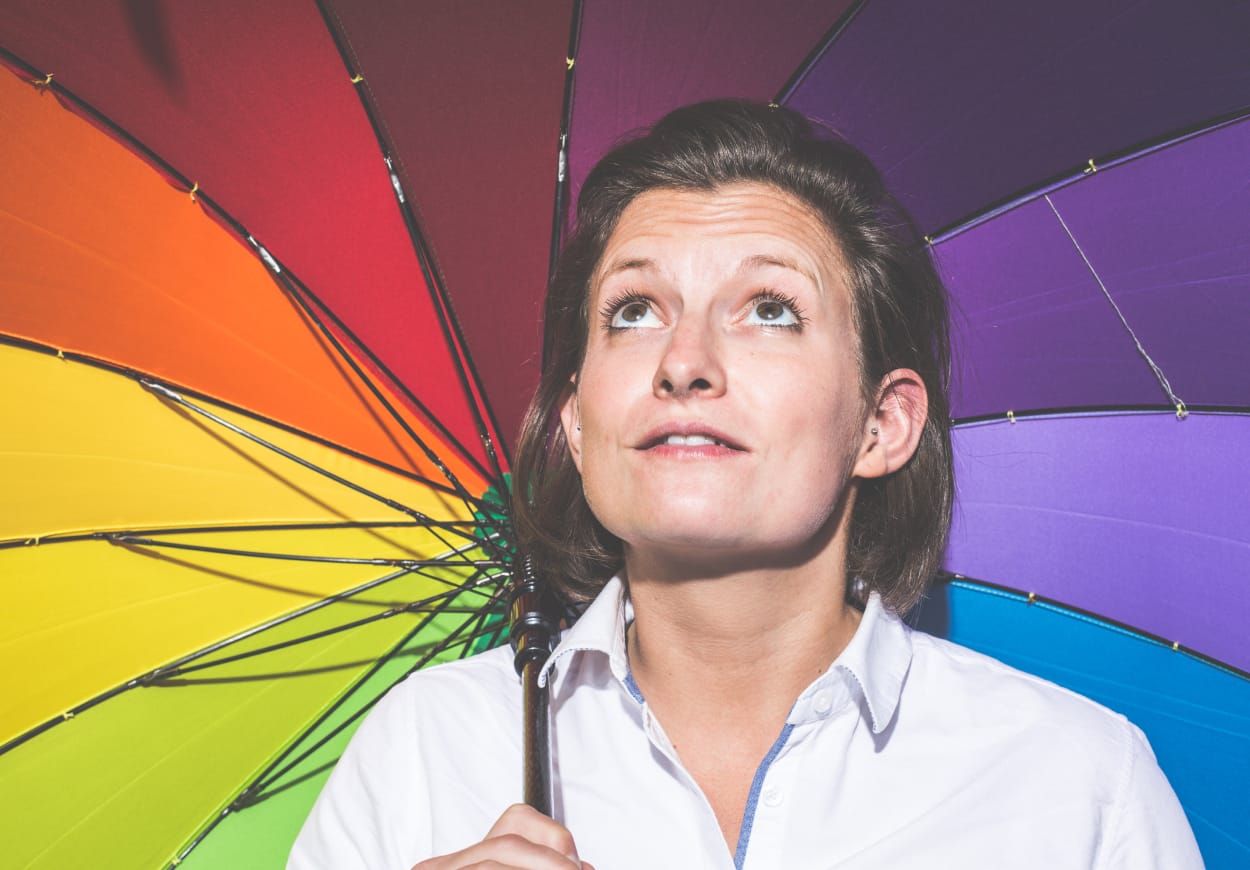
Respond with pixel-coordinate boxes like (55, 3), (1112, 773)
(664, 434), (722, 446)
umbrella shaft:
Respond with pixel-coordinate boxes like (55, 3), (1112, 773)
(520, 655), (552, 815)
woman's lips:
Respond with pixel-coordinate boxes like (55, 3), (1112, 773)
(635, 425), (746, 452)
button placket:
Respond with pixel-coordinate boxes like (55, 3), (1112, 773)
(755, 743), (791, 812)
(740, 748), (792, 870)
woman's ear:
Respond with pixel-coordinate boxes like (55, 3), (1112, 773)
(853, 368), (928, 480)
(558, 379), (583, 473)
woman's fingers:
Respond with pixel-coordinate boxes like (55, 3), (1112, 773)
(411, 804), (585, 870)
(485, 804), (579, 857)
(411, 838), (579, 870)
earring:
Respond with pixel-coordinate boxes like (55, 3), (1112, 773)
(870, 426), (879, 436)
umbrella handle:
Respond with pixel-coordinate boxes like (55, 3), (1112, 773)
(518, 652), (552, 814)
(510, 558), (558, 815)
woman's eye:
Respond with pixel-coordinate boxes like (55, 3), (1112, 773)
(609, 299), (662, 329)
(745, 295), (803, 327)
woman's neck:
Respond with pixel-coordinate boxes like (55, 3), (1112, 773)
(623, 550), (862, 727)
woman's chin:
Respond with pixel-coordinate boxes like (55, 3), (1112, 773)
(623, 529), (833, 574)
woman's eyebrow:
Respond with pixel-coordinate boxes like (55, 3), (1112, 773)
(737, 253), (818, 286)
(599, 257), (657, 280)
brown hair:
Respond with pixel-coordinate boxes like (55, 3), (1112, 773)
(512, 99), (952, 615)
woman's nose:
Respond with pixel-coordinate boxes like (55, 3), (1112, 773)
(652, 318), (726, 399)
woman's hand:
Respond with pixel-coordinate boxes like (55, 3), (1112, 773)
(411, 804), (594, 870)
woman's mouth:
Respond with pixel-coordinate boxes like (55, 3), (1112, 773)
(636, 426), (746, 453)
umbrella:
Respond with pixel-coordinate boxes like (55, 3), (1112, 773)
(2, 1), (1248, 867)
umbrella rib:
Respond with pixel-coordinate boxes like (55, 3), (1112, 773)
(0, 520), (488, 552)
(952, 404), (1250, 428)
(546, 0), (585, 279)
(933, 573), (1250, 683)
(113, 523), (504, 563)
(1042, 194), (1188, 418)
(773, 0), (866, 106)
(927, 107), (1250, 243)
(104, 532), (508, 568)
(314, 0), (511, 474)
(139, 377), (509, 559)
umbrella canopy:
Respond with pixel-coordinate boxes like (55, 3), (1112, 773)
(1, 1), (1247, 868)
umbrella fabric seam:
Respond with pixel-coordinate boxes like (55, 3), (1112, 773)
(942, 577), (1250, 682)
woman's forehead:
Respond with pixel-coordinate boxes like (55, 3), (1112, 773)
(593, 182), (848, 292)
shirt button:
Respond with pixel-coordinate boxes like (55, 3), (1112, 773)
(761, 786), (783, 807)
(813, 689), (834, 715)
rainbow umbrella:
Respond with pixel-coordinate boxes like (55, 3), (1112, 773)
(2, 1), (1248, 868)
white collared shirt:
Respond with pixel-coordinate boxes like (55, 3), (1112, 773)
(289, 577), (1202, 869)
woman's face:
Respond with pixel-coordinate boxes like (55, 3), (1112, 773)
(561, 182), (875, 569)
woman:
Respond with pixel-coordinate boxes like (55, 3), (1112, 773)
(290, 101), (1200, 869)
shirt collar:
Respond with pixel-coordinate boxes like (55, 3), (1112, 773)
(540, 574), (630, 694)
(539, 575), (913, 735)
(787, 592), (913, 734)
